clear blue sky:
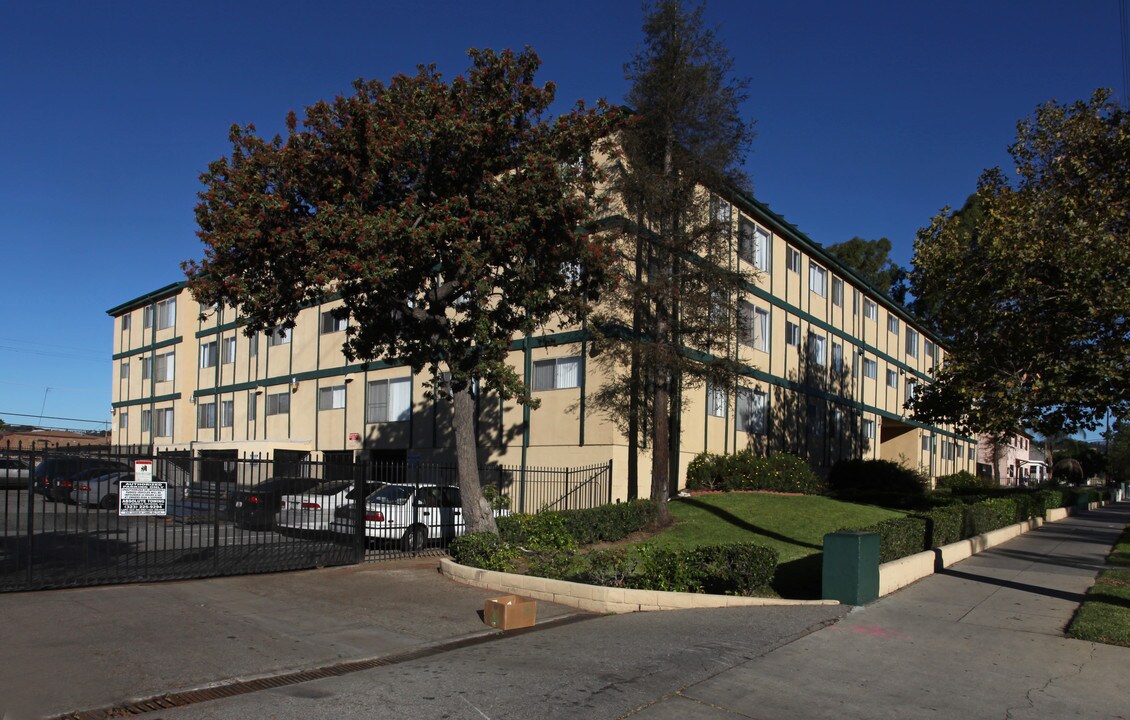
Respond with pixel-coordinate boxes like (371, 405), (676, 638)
(0, 0), (1123, 433)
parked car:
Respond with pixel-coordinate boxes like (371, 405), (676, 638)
(72, 470), (134, 509)
(34, 456), (128, 501)
(276, 479), (383, 534)
(330, 483), (501, 550)
(228, 477), (322, 529)
(0, 456), (32, 490)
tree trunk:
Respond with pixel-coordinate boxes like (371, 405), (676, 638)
(453, 382), (496, 534)
(651, 369), (671, 524)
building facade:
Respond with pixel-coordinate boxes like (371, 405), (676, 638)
(109, 188), (975, 500)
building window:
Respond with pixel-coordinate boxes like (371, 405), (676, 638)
(736, 387), (767, 435)
(533, 356), (581, 391)
(941, 439), (956, 461)
(155, 351), (174, 383)
(321, 310), (347, 334)
(248, 394), (257, 422)
(121, 315), (131, 333)
(155, 408), (174, 437)
(905, 379), (917, 399)
(156, 297), (176, 330)
(888, 314), (899, 335)
(267, 326), (291, 346)
(197, 402), (217, 429)
(200, 341), (218, 369)
(809, 262), (827, 297)
(967, 445), (976, 460)
(143, 305), (154, 329)
(738, 219), (769, 271)
(249, 334), (258, 357)
(707, 383), (727, 418)
(785, 321), (800, 347)
(832, 277), (844, 307)
(905, 329), (918, 357)
(922, 435), (935, 452)
(806, 402), (826, 437)
(366, 377), (411, 422)
(924, 339), (936, 362)
(119, 361), (130, 380)
(853, 289), (861, 315)
(832, 342), (843, 373)
(808, 332), (827, 366)
(141, 409), (151, 433)
(886, 369), (898, 388)
(711, 196), (731, 224)
(863, 358), (877, 379)
(786, 247), (800, 273)
(863, 298), (877, 320)
(862, 418), (875, 440)
(740, 301), (769, 351)
(319, 385), (346, 410)
(222, 337), (236, 364)
(221, 400), (234, 427)
(266, 391), (290, 416)
(118, 412), (128, 430)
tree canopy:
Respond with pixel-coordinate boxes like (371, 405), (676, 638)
(185, 48), (620, 533)
(589, 0), (755, 519)
(824, 237), (908, 304)
(910, 89), (1130, 436)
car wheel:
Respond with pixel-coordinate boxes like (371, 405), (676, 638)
(402, 525), (427, 552)
(99, 494), (115, 511)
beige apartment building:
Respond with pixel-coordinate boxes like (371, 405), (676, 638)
(108, 189), (975, 501)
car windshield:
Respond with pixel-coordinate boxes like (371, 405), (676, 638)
(309, 481), (351, 496)
(366, 485), (413, 506)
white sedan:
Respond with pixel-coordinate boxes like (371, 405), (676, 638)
(277, 480), (381, 534)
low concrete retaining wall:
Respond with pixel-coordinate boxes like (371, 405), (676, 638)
(878, 551), (935, 596)
(439, 559), (839, 614)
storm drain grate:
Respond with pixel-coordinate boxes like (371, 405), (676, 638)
(53, 614), (592, 719)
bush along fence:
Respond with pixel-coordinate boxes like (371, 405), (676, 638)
(449, 499), (779, 596)
(685, 450), (825, 495)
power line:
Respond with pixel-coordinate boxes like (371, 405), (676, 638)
(1, 411), (109, 425)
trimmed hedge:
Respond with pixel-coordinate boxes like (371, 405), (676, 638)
(827, 459), (929, 504)
(448, 532), (521, 572)
(555, 499), (660, 545)
(935, 471), (994, 491)
(685, 450), (825, 495)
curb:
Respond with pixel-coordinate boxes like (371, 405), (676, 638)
(439, 558), (839, 613)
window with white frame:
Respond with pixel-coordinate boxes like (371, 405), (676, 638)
(809, 262), (828, 297)
(832, 277), (844, 307)
(712, 196), (731, 224)
(200, 341), (218, 369)
(888, 314), (899, 335)
(863, 298), (877, 320)
(267, 326), (291, 346)
(862, 418), (875, 440)
(155, 408), (174, 437)
(738, 219), (769, 271)
(119, 361), (129, 380)
(156, 297), (176, 330)
(142, 305), (154, 329)
(886, 369), (898, 388)
(786, 246), (800, 273)
(247, 394), (257, 422)
(905, 379), (917, 399)
(736, 387), (767, 435)
(533, 356), (580, 391)
(118, 411), (128, 430)
(320, 310), (347, 334)
(366, 377), (411, 422)
(154, 351), (174, 382)
(197, 402), (216, 429)
(266, 391), (290, 416)
(221, 400), (234, 427)
(141, 409), (151, 433)
(707, 383), (727, 418)
(863, 358), (877, 379)
(222, 337), (236, 364)
(740, 301), (769, 351)
(319, 385), (346, 410)
(808, 332), (827, 366)
(905, 329), (919, 358)
(785, 321), (800, 347)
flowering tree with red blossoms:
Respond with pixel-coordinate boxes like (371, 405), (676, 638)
(185, 48), (621, 534)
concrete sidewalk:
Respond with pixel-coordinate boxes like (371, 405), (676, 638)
(631, 501), (1130, 719)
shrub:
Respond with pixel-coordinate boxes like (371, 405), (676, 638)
(827, 459), (928, 508)
(630, 545), (702, 593)
(686, 452), (725, 491)
(448, 532), (520, 572)
(695, 543), (779, 595)
(497, 513), (577, 551)
(846, 516), (929, 563)
(525, 548), (585, 579)
(962, 497), (1017, 536)
(913, 505), (964, 548)
(581, 548), (637, 588)
(556, 500), (659, 545)
(684, 450), (825, 495)
(935, 471), (993, 491)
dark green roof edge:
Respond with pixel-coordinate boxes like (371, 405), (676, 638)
(106, 282), (189, 317)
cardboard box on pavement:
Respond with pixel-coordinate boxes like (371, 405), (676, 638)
(483, 595), (537, 630)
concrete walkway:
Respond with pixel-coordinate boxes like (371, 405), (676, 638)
(629, 501), (1130, 719)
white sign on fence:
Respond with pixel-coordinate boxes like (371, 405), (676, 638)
(134, 459), (154, 482)
(119, 481), (168, 516)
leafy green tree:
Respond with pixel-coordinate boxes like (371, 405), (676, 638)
(824, 237), (908, 303)
(185, 49), (620, 534)
(590, 0), (755, 521)
(910, 89), (1130, 436)
(1106, 419), (1130, 484)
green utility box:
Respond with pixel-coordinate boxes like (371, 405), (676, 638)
(822, 531), (880, 606)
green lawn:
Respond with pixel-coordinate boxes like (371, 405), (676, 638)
(1067, 525), (1130, 647)
(630, 493), (904, 598)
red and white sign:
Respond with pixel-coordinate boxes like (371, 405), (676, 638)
(134, 459), (154, 482)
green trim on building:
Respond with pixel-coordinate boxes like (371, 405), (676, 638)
(112, 336), (183, 360)
(106, 282), (188, 317)
(112, 393), (182, 409)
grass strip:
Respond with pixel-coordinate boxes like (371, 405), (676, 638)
(1067, 524), (1130, 647)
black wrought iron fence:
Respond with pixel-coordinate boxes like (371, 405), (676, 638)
(0, 442), (612, 592)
